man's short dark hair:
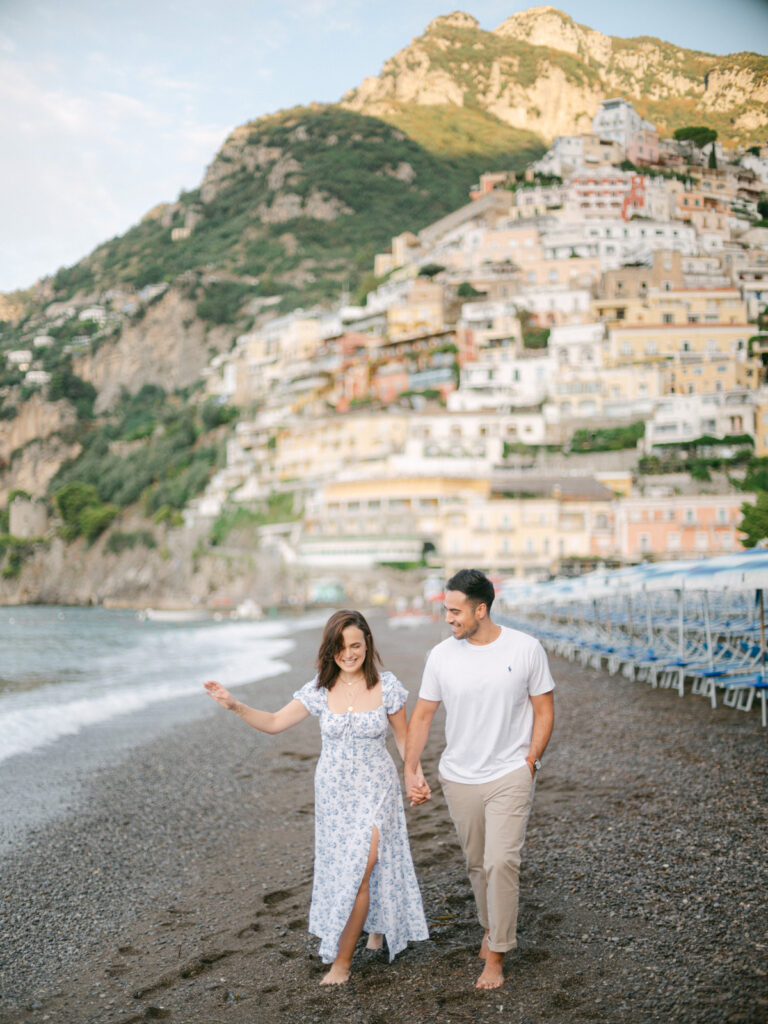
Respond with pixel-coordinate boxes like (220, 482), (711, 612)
(446, 568), (495, 611)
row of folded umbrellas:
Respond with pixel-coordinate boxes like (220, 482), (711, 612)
(497, 548), (768, 607)
(497, 549), (768, 727)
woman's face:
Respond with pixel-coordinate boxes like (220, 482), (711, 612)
(334, 624), (367, 676)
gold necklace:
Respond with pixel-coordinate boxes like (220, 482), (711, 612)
(340, 676), (363, 712)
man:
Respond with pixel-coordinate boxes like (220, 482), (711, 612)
(405, 568), (555, 990)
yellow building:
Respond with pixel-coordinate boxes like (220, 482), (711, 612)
(386, 279), (445, 341)
(754, 392), (768, 457)
(594, 288), (748, 328)
(301, 474), (489, 567)
(274, 412), (410, 483)
(302, 473), (618, 577)
(606, 322), (752, 369)
(662, 356), (759, 396)
(551, 362), (664, 420)
(466, 224), (601, 290)
(374, 231), (422, 277)
(441, 483), (617, 578)
(582, 134), (624, 166)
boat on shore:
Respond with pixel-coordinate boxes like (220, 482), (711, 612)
(141, 608), (210, 623)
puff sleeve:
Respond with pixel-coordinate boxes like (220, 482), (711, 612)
(292, 677), (325, 716)
(382, 671), (408, 715)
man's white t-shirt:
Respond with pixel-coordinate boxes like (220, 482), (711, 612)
(419, 625), (555, 784)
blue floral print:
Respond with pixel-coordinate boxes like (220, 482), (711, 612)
(293, 670), (429, 963)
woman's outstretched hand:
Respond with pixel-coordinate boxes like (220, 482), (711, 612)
(204, 680), (237, 710)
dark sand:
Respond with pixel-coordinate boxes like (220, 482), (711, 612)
(1, 611), (766, 1024)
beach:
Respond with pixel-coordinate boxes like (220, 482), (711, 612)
(1, 610), (766, 1024)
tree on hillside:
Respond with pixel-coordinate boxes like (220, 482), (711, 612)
(674, 126), (718, 149)
(738, 492), (768, 548)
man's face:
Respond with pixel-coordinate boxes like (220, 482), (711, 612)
(444, 589), (482, 640)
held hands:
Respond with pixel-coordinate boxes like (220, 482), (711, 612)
(404, 764), (432, 807)
(204, 680), (237, 711)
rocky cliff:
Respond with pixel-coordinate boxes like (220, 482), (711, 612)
(0, 394), (79, 504)
(72, 286), (233, 414)
(342, 6), (768, 147)
(0, 518), (287, 608)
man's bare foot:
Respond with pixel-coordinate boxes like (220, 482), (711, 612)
(476, 951), (505, 989)
(365, 932), (383, 950)
(320, 963), (351, 985)
(478, 932), (490, 959)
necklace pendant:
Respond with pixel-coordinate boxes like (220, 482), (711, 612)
(347, 705), (354, 712)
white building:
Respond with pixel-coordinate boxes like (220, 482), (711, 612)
(547, 322), (606, 369)
(78, 305), (107, 324)
(534, 135), (586, 178)
(6, 350), (32, 368)
(24, 370), (51, 386)
(739, 149), (768, 185)
(514, 286), (593, 325)
(592, 98), (655, 153)
(644, 390), (756, 451)
(449, 349), (553, 412)
(540, 218), (698, 270)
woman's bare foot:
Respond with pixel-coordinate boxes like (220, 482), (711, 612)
(476, 950), (505, 989)
(320, 962), (351, 985)
(365, 932), (383, 950)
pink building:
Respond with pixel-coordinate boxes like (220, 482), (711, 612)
(565, 171), (631, 218)
(627, 128), (659, 167)
(617, 494), (750, 561)
(370, 363), (410, 405)
(333, 361), (371, 412)
(469, 171), (513, 201)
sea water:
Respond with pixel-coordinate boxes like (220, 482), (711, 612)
(0, 606), (322, 848)
(0, 605), (309, 765)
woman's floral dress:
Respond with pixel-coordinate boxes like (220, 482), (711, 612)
(293, 671), (429, 963)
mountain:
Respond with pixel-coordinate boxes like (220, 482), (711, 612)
(3, 6), (766, 407)
(341, 7), (768, 148)
(8, 6), (767, 324)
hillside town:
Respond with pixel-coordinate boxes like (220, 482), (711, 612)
(5, 98), (768, 585)
(192, 99), (768, 577)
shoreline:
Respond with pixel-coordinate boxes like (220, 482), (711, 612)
(1, 613), (766, 1023)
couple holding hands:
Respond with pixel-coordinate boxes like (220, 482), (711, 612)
(205, 568), (555, 990)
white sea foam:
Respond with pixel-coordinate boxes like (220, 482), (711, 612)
(0, 609), (324, 765)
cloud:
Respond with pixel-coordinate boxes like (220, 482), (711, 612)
(0, 53), (230, 290)
(164, 120), (232, 167)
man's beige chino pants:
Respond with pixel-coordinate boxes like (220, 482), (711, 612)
(440, 763), (535, 953)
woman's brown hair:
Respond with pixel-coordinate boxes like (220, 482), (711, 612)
(316, 609), (382, 690)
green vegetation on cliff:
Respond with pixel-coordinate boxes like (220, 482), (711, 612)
(418, 18), (603, 95)
(49, 385), (231, 525)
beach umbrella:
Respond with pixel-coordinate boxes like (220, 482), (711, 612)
(683, 550), (768, 672)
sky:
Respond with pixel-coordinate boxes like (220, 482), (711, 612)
(2, 0), (767, 295)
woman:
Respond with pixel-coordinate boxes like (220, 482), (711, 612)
(204, 609), (429, 985)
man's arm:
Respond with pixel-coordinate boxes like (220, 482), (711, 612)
(404, 698), (440, 805)
(525, 691), (554, 776)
